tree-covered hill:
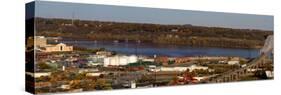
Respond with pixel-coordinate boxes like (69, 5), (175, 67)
(35, 18), (273, 49)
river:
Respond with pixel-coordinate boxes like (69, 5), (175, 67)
(60, 40), (259, 58)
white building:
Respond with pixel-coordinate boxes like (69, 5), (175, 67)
(86, 72), (104, 77)
(103, 55), (138, 67)
(142, 58), (155, 62)
(228, 60), (240, 65)
(158, 67), (188, 72)
(188, 65), (208, 72)
(265, 71), (274, 78)
(87, 55), (106, 66)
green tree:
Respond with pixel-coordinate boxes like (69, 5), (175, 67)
(37, 62), (51, 70)
(95, 79), (112, 90)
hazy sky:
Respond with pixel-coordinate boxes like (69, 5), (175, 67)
(33, 1), (273, 31)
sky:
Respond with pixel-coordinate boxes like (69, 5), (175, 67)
(32, 1), (273, 31)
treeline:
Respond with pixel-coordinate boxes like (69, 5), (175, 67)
(35, 18), (273, 48)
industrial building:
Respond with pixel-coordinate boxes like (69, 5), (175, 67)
(103, 55), (138, 67)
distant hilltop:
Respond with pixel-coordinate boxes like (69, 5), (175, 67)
(35, 17), (273, 49)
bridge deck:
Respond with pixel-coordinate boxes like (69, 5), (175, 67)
(202, 54), (267, 83)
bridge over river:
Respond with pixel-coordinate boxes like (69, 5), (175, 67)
(202, 35), (273, 83)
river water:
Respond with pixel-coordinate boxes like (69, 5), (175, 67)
(60, 40), (259, 58)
